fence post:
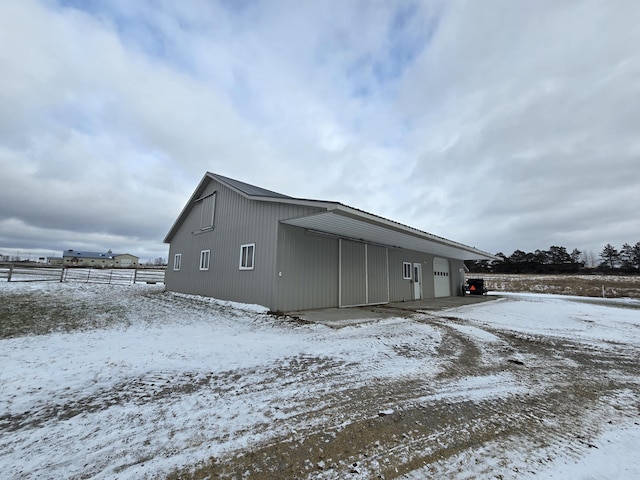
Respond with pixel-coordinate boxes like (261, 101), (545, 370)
(7, 264), (12, 282)
(133, 269), (138, 285)
(60, 267), (65, 282)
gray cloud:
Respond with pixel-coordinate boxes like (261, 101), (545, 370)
(1, 0), (638, 263)
(395, 0), (640, 255)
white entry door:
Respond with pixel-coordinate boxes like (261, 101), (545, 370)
(433, 257), (451, 297)
(413, 263), (422, 300)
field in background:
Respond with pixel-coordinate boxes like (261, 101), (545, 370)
(469, 273), (640, 299)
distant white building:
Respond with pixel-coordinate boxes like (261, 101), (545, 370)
(47, 257), (64, 266)
(62, 249), (139, 268)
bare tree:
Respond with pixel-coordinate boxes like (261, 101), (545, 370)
(581, 251), (597, 268)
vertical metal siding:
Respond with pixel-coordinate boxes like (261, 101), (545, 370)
(450, 259), (465, 296)
(165, 179), (323, 309)
(339, 240), (367, 307)
(366, 244), (389, 304)
(338, 240), (389, 307)
(423, 256), (436, 299)
(274, 224), (339, 311)
(387, 249), (413, 302)
(387, 250), (440, 301)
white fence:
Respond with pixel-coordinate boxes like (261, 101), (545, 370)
(0, 265), (63, 282)
(0, 265), (165, 285)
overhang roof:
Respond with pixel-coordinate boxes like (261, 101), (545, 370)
(164, 172), (499, 261)
(281, 205), (499, 261)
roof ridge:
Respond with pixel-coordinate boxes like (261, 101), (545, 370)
(210, 173), (293, 199)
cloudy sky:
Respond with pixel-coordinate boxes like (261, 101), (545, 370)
(1, 0), (638, 263)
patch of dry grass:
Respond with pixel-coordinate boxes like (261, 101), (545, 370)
(470, 274), (640, 299)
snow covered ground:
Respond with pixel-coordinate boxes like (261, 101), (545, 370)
(1, 282), (639, 479)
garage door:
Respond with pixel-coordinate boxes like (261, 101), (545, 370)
(433, 257), (451, 297)
(339, 240), (389, 307)
(366, 244), (389, 304)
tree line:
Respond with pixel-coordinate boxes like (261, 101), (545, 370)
(466, 242), (640, 274)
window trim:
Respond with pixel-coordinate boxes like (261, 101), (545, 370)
(198, 192), (216, 231)
(173, 253), (182, 271)
(239, 243), (255, 270)
(402, 262), (412, 279)
(199, 249), (211, 271)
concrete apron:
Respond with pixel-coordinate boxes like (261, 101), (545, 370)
(287, 295), (499, 329)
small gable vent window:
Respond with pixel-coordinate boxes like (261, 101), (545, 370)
(239, 243), (255, 270)
(198, 192), (216, 230)
(173, 253), (182, 271)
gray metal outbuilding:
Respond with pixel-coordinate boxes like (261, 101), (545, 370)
(164, 172), (498, 312)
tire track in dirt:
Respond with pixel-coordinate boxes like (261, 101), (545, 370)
(176, 380), (630, 479)
(170, 314), (640, 479)
(0, 355), (356, 433)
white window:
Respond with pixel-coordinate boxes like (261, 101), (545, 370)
(198, 192), (216, 230)
(199, 250), (210, 271)
(239, 243), (255, 270)
(403, 262), (412, 279)
(173, 253), (182, 271)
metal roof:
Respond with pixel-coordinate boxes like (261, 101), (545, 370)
(62, 250), (134, 259)
(63, 250), (114, 259)
(164, 172), (499, 261)
(213, 173), (292, 199)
